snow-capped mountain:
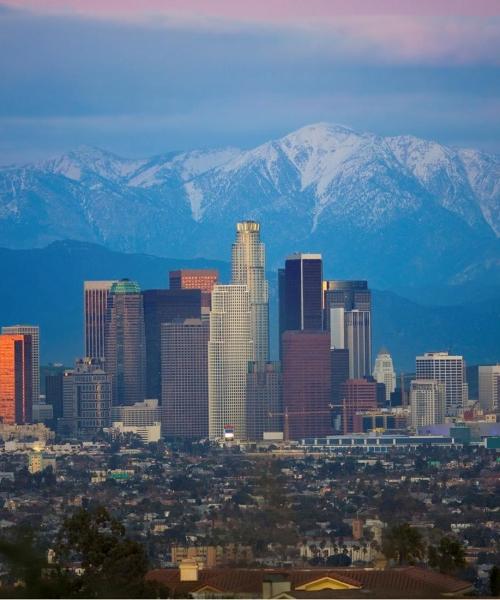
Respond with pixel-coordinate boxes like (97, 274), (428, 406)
(1, 123), (499, 288)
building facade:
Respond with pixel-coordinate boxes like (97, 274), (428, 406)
(341, 379), (377, 434)
(208, 285), (253, 440)
(246, 361), (282, 441)
(372, 347), (396, 404)
(415, 352), (467, 416)
(169, 269), (218, 311)
(2, 325), (39, 405)
(282, 330), (332, 440)
(84, 281), (117, 360)
(105, 279), (146, 406)
(161, 318), (209, 439)
(410, 379), (446, 428)
(0, 334), (33, 425)
(478, 365), (500, 412)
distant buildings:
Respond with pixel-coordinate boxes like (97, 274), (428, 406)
(111, 398), (161, 443)
(478, 365), (500, 412)
(341, 378), (377, 434)
(231, 221), (269, 362)
(372, 347), (396, 403)
(415, 352), (467, 416)
(45, 372), (64, 421)
(105, 279), (146, 406)
(169, 269), (218, 311)
(410, 379), (446, 428)
(84, 281), (117, 360)
(208, 285), (253, 440)
(0, 333), (33, 424)
(2, 325), (39, 405)
(161, 319), (209, 439)
(246, 361), (282, 441)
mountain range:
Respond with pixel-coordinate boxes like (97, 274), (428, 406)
(1, 123), (499, 290)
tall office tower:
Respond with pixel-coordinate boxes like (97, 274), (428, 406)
(478, 365), (500, 412)
(143, 289), (202, 400)
(372, 348), (396, 403)
(84, 281), (117, 360)
(415, 352), (466, 416)
(105, 279), (146, 406)
(246, 361), (282, 441)
(330, 348), (350, 434)
(282, 330), (332, 440)
(278, 268), (286, 359)
(324, 280), (372, 379)
(231, 221), (269, 362)
(341, 379), (377, 434)
(45, 372), (64, 421)
(59, 358), (112, 437)
(161, 318), (209, 439)
(410, 380), (446, 428)
(208, 285), (253, 440)
(169, 269), (218, 311)
(0, 334), (33, 424)
(2, 325), (39, 404)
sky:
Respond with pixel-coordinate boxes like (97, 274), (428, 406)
(0, 0), (499, 164)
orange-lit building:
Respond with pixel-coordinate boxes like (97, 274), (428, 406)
(0, 334), (33, 424)
(169, 269), (218, 309)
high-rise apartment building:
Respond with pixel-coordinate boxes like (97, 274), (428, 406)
(341, 379), (377, 434)
(246, 361), (282, 441)
(0, 334), (33, 424)
(105, 279), (146, 406)
(2, 325), (39, 404)
(324, 281), (372, 379)
(282, 330), (332, 440)
(410, 380), (446, 428)
(169, 269), (218, 310)
(208, 285), (253, 440)
(372, 348), (396, 404)
(231, 221), (269, 362)
(143, 289), (202, 400)
(161, 318), (209, 439)
(84, 281), (117, 360)
(59, 358), (112, 437)
(415, 352), (467, 416)
(478, 365), (500, 412)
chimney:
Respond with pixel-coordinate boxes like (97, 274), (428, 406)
(179, 558), (199, 582)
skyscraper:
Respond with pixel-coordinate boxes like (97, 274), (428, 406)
(330, 348), (350, 434)
(84, 281), (117, 360)
(415, 352), (467, 416)
(341, 379), (377, 434)
(478, 365), (500, 412)
(2, 325), (39, 404)
(410, 380), (446, 428)
(246, 361), (282, 441)
(208, 285), (253, 440)
(282, 330), (332, 440)
(59, 358), (112, 437)
(105, 279), (146, 406)
(0, 334), (33, 424)
(143, 289), (202, 400)
(231, 221), (269, 362)
(324, 280), (372, 379)
(372, 347), (396, 404)
(169, 269), (218, 310)
(45, 372), (64, 421)
(161, 318), (209, 439)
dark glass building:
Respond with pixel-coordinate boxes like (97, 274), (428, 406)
(45, 372), (63, 420)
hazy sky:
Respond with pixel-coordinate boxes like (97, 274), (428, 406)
(1, 0), (499, 164)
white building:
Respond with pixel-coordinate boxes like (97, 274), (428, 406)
(478, 365), (500, 412)
(416, 352), (467, 416)
(231, 221), (269, 362)
(2, 325), (40, 404)
(410, 380), (446, 427)
(372, 347), (396, 403)
(208, 285), (253, 440)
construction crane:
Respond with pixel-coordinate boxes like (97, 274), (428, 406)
(268, 405), (335, 442)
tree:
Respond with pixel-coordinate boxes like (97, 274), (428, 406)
(428, 536), (466, 575)
(382, 523), (425, 566)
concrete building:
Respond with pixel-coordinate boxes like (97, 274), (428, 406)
(111, 398), (161, 443)
(84, 281), (117, 360)
(282, 330), (332, 440)
(2, 325), (39, 404)
(143, 289), (201, 400)
(161, 319), (209, 439)
(231, 221), (269, 362)
(0, 333), (33, 424)
(105, 279), (146, 406)
(208, 285), (253, 440)
(246, 361), (282, 441)
(478, 365), (500, 412)
(410, 379), (446, 428)
(416, 352), (467, 416)
(341, 379), (377, 434)
(372, 347), (396, 404)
